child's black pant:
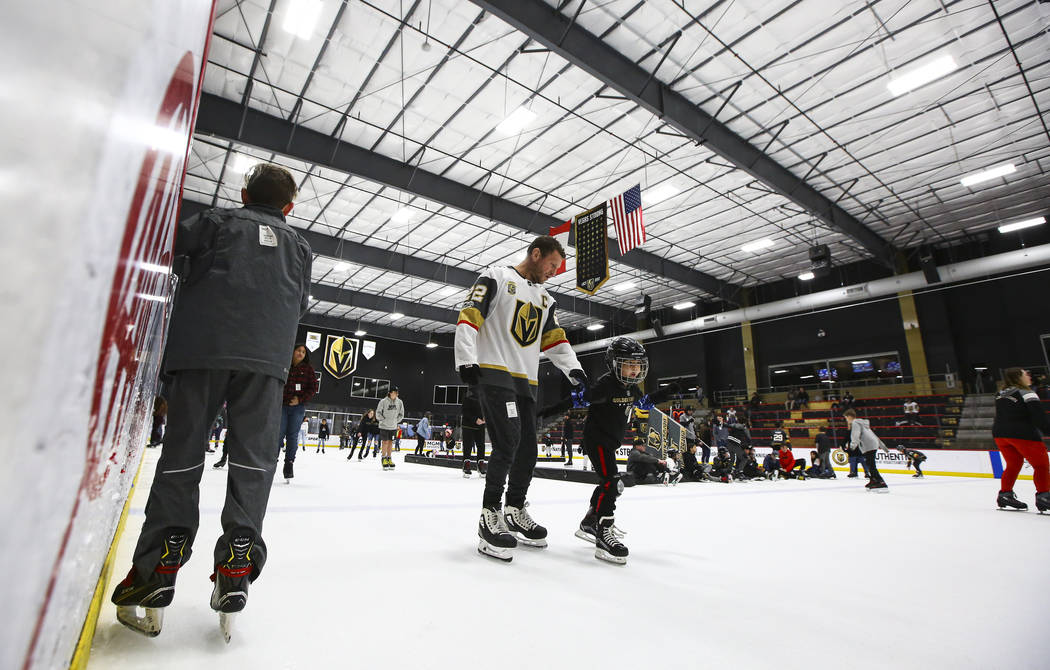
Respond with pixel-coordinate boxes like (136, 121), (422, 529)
(585, 441), (619, 517)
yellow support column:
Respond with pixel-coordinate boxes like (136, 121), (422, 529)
(741, 320), (758, 397)
(898, 290), (932, 395)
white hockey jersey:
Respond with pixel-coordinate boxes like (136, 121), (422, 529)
(454, 266), (580, 399)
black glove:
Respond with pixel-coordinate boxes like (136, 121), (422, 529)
(458, 364), (481, 386)
(568, 369), (589, 388)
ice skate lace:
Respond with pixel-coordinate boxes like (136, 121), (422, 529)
(600, 525), (625, 548)
(511, 502), (538, 531)
(486, 508), (513, 535)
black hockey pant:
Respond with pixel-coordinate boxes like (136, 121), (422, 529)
(133, 369), (281, 580)
(863, 451), (884, 483)
(585, 441), (620, 517)
(414, 434), (426, 455)
(462, 426), (486, 461)
(477, 385), (536, 509)
(562, 437), (572, 461)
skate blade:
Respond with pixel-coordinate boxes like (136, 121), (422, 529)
(997, 507), (1028, 511)
(477, 540), (512, 562)
(594, 548), (627, 565)
(116, 605), (164, 637)
(574, 529), (596, 544)
(513, 534), (548, 548)
(219, 611), (236, 644)
(866, 488), (890, 494)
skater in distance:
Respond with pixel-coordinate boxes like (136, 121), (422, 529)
(454, 235), (585, 562)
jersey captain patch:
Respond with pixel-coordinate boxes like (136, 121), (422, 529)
(511, 299), (542, 347)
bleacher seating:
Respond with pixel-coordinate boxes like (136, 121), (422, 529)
(716, 394), (962, 450)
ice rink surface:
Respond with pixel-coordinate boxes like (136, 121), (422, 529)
(90, 447), (1050, 670)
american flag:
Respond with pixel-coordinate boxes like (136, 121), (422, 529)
(609, 184), (645, 255)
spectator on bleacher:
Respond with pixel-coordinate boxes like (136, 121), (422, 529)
(896, 399), (921, 426)
(711, 415), (728, 450)
(992, 367), (1050, 512)
(748, 391), (761, 413)
(785, 388), (798, 411)
(796, 387), (809, 409)
(814, 426), (835, 478)
(841, 390), (855, 410)
(627, 438), (672, 484)
(726, 407), (738, 423)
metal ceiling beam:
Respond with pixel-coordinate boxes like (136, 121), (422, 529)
(468, 0), (898, 268)
(301, 313), (455, 347)
(309, 283), (458, 324)
(179, 198), (632, 324)
(194, 93), (741, 302)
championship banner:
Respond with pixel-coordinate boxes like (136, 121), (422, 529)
(305, 331), (321, 352)
(574, 203), (610, 295)
(644, 407), (687, 459)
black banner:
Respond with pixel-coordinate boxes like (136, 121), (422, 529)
(574, 203), (609, 295)
(644, 407), (687, 459)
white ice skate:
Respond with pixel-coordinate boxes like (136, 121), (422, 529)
(478, 506), (516, 562)
(504, 503), (548, 548)
(219, 611), (236, 643)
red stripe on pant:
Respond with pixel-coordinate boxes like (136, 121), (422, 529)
(595, 446), (609, 513)
(994, 437), (1050, 493)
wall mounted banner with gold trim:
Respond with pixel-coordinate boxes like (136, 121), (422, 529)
(323, 335), (360, 379)
(574, 203), (609, 295)
(644, 407), (686, 459)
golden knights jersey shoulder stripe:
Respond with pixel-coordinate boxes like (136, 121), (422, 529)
(454, 266), (580, 399)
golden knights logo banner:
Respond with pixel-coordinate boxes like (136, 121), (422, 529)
(574, 203), (610, 295)
(644, 407), (686, 459)
(323, 335), (360, 379)
(510, 300), (541, 347)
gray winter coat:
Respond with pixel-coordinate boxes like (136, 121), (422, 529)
(376, 396), (405, 430)
(848, 418), (885, 454)
(164, 204), (312, 381)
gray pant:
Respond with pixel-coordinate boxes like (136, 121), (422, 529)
(133, 369), (282, 580)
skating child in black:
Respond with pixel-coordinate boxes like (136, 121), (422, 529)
(541, 337), (678, 564)
(897, 444), (927, 478)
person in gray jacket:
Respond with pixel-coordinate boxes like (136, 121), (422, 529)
(376, 386), (405, 470)
(626, 438), (673, 484)
(110, 164), (312, 639)
(844, 409), (888, 491)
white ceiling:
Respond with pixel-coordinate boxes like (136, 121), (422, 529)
(184, 0), (1050, 336)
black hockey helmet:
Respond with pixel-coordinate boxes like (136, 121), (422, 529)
(605, 336), (648, 385)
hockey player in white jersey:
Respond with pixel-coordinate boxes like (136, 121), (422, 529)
(455, 236), (586, 562)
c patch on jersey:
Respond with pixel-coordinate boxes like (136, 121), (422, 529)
(510, 299), (541, 347)
(323, 335), (359, 379)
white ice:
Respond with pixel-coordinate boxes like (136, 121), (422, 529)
(89, 448), (1050, 670)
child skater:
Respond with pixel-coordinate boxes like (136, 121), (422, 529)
(541, 337), (678, 564)
(897, 444), (927, 478)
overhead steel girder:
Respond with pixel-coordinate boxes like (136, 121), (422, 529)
(194, 93), (741, 302)
(309, 283), (458, 324)
(303, 313), (454, 347)
(180, 198), (631, 324)
(468, 0), (898, 268)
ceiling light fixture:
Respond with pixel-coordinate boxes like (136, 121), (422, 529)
(586, 324), (604, 331)
(960, 163), (1016, 187)
(887, 54), (957, 96)
(496, 106), (536, 135)
(335, 262), (350, 273)
(851, 360), (869, 365)
(798, 271), (815, 281)
(229, 154), (254, 174)
(354, 329), (367, 337)
(740, 238), (774, 253)
(673, 301), (695, 310)
(800, 375), (815, 379)
(998, 217), (1045, 234)
(612, 282), (636, 293)
(389, 312), (405, 321)
(283, 0), (323, 38)
(774, 369), (788, 374)
(392, 207), (414, 223)
(425, 341), (439, 349)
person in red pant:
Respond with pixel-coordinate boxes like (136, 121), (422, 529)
(993, 367), (1050, 512)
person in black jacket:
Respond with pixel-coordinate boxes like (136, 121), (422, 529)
(561, 414), (575, 466)
(541, 337), (678, 564)
(316, 419), (329, 454)
(992, 367), (1050, 512)
(814, 426), (835, 478)
(348, 410), (378, 460)
(460, 387), (487, 477)
(681, 443), (706, 481)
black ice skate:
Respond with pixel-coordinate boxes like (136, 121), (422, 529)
(865, 479), (889, 493)
(477, 459), (487, 476)
(462, 459), (472, 478)
(111, 528), (189, 637)
(504, 502), (548, 548)
(210, 528), (257, 643)
(997, 490), (1028, 511)
(283, 461), (294, 483)
(574, 509), (598, 543)
(213, 458), (226, 469)
(478, 506), (517, 561)
(1036, 492), (1050, 514)
(594, 516), (628, 565)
